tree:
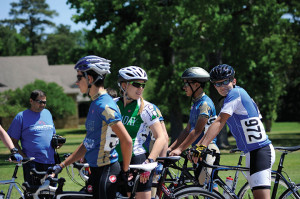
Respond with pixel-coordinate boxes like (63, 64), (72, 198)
(67, 0), (297, 145)
(1, 0), (58, 55)
(38, 24), (87, 65)
(0, 80), (76, 120)
(0, 25), (29, 56)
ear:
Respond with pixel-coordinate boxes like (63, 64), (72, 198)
(232, 78), (237, 85)
(121, 82), (127, 90)
(88, 75), (94, 84)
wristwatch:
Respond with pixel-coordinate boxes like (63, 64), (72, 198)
(10, 148), (18, 154)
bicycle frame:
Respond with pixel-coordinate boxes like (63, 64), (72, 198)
(0, 161), (27, 199)
(0, 179), (24, 199)
(271, 148), (300, 199)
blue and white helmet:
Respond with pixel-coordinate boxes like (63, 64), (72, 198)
(74, 55), (111, 78)
(118, 66), (148, 82)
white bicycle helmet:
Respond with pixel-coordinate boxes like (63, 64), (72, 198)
(74, 55), (111, 78)
(118, 66), (148, 82)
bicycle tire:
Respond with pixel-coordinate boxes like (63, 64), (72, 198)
(279, 183), (300, 199)
(172, 185), (222, 199)
(238, 176), (289, 199)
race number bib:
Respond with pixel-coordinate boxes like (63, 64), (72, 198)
(204, 115), (217, 134)
(241, 117), (266, 144)
(104, 126), (119, 151)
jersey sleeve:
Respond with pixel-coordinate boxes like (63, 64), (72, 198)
(220, 89), (241, 116)
(7, 113), (23, 140)
(198, 102), (211, 118)
(141, 103), (160, 126)
(101, 104), (122, 126)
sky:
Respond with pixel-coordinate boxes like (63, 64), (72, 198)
(0, 0), (94, 33)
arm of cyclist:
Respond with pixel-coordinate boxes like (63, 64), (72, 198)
(168, 123), (191, 152)
(191, 113), (230, 163)
(140, 121), (167, 184)
(170, 116), (208, 156)
(111, 121), (132, 172)
(10, 137), (27, 158)
(159, 121), (169, 157)
(52, 143), (87, 176)
(0, 125), (15, 150)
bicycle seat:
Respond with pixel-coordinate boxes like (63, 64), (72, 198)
(129, 162), (158, 171)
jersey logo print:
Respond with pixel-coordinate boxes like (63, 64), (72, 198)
(103, 105), (116, 120)
(109, 175), (117, 183)
(122, 116), (136, 126)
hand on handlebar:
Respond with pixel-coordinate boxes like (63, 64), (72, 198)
(189, 145), (207, 164)
(48, 164), (62, 177)
(9, 153), (23, 162)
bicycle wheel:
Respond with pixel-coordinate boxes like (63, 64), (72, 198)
(238, 176), (289, 199)
(173, 186), (222, 199)
(279, 183), (300, 199)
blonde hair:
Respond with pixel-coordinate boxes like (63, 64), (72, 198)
(138, 97), (144, 115)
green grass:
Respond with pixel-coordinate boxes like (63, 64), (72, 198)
(0, 122), (299, 198)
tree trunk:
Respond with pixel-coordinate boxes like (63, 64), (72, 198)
(265, 119), (272, 132)
(169, 98), (183, 144)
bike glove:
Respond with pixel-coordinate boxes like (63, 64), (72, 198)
(10, 153), (23, 162)
(52, 164), (62, 174)
(191, 144), (207, 158)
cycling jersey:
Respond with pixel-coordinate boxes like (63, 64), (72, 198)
(189, 93), (217, 146)
(220, 86), (271, 153)
(114, 98), (160, 162)
(84, 91), (122, 167)
(143, 104), (164, 151)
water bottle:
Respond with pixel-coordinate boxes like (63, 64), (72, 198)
(223, 176), (233, 199)
(151, 163), (163, 199)
(0, 190), (5, 199)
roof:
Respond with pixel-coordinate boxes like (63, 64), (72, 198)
(0, 55), (88, 101)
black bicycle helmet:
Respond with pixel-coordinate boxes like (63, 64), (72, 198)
(181, 67), (210, 82)
(209, 64), (235, 82)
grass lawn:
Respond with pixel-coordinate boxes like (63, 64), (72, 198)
(0, 122), (299, 198)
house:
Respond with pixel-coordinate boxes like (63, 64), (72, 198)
(0, 55), (89, 129)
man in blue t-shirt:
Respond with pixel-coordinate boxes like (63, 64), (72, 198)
(8, 90), (58, 185)
(192, 64), (275, 199)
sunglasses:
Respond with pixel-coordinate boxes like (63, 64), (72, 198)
(35, 100), (47, 105)
(214, 79), (232, 87)
(183, 81), (196, 87)
(129, 81), (146, 88)
(77, 75), (84, 82)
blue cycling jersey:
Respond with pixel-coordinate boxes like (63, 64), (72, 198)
(83, 91), (122, 167)
(220, 86), (271, 153)
(189, 93), (217, 146)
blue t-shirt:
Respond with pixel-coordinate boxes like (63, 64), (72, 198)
(83, 92), (122, 167)
(220, 86), (271, 153)
(8, 109), (56, 164)
(189, 93), (217, 146)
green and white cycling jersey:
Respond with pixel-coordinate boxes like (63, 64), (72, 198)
(114, 97), (160, 162)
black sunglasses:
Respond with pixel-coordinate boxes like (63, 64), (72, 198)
(77, 75), (84, 82)
(129, 81), (146, 88)
(35, 100), (47, 105)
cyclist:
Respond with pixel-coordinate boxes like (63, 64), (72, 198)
(115, 66), (167, 199)
(0, 124), (23, 162)
(168, 67), (220, 188)
(52, 55), (132, 199)
(192, 64), (275, 199)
